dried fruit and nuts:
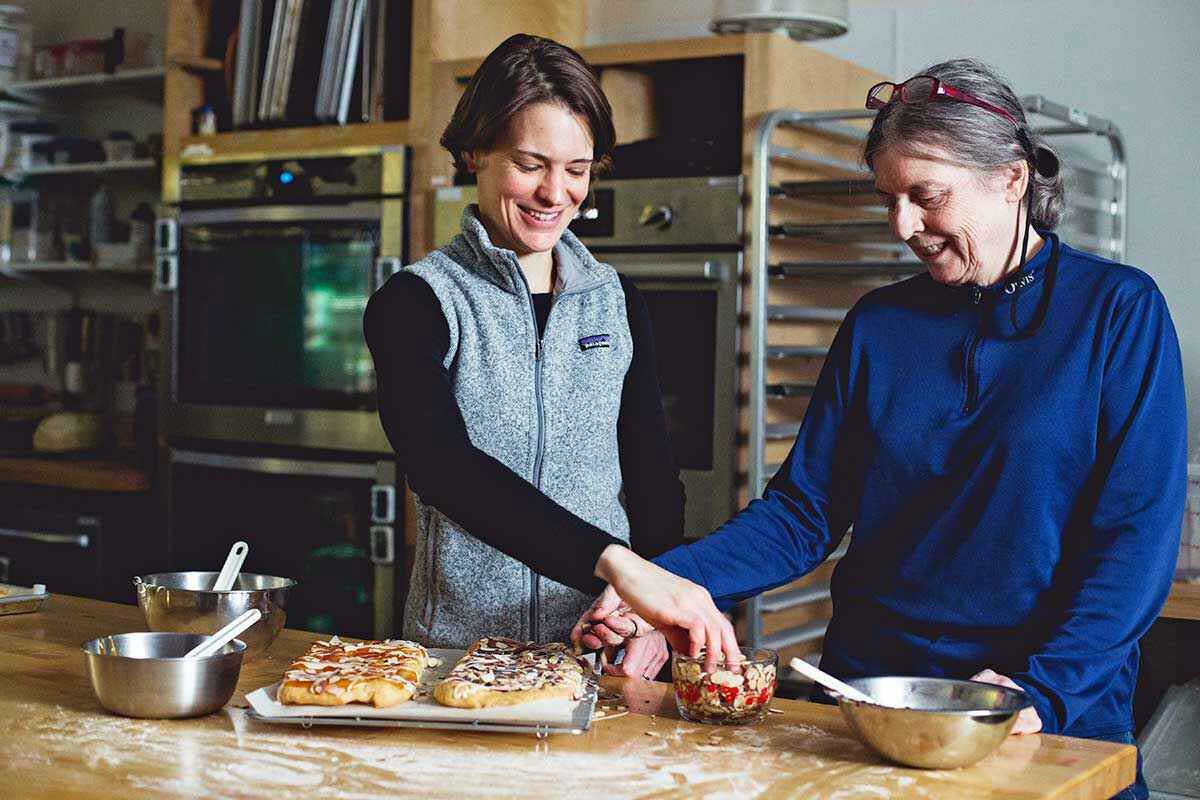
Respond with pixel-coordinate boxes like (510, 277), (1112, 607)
(672, 654), (777, 725)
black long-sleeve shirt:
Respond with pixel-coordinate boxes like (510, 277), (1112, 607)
(363, 271), (685, 594)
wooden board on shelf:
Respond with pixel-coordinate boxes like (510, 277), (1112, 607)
(0, 458), (149, 493)
(178, 120), (412, 163)
(1161, 580), (1200, 621)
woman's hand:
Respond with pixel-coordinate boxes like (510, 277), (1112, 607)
(572, 594), (654, 653)
(573, 592), (650, 650)
(579, 545), (741, 670)
(602, 631), (670, 679)
(971, 669), (1043, 734)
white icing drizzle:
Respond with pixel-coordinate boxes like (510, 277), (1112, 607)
(284, 638), (428, 695)
(441, 637), (586, 696)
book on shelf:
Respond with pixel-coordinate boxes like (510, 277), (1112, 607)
(334, 0), (366, 124)
(284, 0), (331, 123)
(230, 0), (408, 130)
(255, 0), (286, 123)
(230, 0), (257, 127)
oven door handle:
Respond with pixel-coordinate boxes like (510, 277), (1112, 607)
(178, 202), (385, 225)
(615, 260), (725, 281)
(0, 527), (90, 548)
(171, 449), (379, 480)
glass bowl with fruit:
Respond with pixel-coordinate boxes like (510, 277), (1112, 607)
(672, 647), (778, 725)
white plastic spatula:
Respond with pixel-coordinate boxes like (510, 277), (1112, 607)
(212, 541), (249, 591)
(184, 608), (262, 659)
(789, 656), (878, 704)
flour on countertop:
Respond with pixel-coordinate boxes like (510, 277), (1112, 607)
(1, 700), (931, 799)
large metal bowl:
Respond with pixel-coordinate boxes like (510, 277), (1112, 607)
(134, 571), (297, 659)
(82, 632), (246, 718)
(836, 676), (1032, 769)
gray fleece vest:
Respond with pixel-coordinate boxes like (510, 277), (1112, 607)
(401, 206), (632, 647)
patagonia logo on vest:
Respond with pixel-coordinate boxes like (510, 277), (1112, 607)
(578, 334), (612, 352)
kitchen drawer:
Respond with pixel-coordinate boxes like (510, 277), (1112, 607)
(0, 481), (166, 602)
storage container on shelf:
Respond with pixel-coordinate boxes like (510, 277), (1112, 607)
(0, 5), (33, 86)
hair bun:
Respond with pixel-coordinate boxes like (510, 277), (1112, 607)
(1033, 145), (1060, 178)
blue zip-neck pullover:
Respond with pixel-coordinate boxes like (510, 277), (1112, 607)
(656, 233), (1187, 737)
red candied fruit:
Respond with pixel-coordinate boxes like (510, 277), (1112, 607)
(679, 682), (701, 705)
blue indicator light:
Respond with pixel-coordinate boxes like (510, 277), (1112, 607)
(279, 170), (295, 184)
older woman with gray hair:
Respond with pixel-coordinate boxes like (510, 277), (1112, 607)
(576, 59), (1184, 798)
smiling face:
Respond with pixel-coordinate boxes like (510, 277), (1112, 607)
(872, 144), (1030, 286)
(466, 101), (594, 258)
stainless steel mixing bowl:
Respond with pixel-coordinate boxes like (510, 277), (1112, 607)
(82, 632), (246, 718)
(836, 676), (1032, 769)
(134, 572), (297, 659)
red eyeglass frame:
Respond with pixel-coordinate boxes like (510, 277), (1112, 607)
(866, 75), (1018, 126)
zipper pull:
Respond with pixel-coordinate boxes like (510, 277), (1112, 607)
(970, 286), (982, 305)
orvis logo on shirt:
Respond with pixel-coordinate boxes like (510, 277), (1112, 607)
(578, 334), (612, 352)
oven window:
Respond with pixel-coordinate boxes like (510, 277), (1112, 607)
(639, 288), (716, 470)
(178, 222), (378, 409)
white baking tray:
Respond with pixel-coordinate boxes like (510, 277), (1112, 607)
(245, 647), (597, 736)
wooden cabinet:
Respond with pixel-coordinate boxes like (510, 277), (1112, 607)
(0, 479), (165, 604)
(160, 1), (586, 195)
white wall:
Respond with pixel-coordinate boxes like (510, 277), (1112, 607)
(586, 0), (1200, 453)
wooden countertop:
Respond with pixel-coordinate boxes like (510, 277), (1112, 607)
(0, 456), (149, 492)
(0, 596), (1135, 799)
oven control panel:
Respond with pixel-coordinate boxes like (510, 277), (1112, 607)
(434, 176), (742, 251)
(569, 175), (742, 249)
(180, 150), (407, 204)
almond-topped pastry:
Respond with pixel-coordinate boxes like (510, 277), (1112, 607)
(433, 637), (588, 709)
(278, 636), (429, 708)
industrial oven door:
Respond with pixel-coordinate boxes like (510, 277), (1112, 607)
(160, 202), (403, 452)
(605, 252), (741, 540)
(167, 449), (402, 639)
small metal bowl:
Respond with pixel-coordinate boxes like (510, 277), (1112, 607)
(836, 676), (1032, 769)
(134, 572), (297, 659)
(82, 632), (246, 718)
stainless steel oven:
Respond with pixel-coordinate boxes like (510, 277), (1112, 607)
(167, 449), (400, 638)
(434, 175), (743, 538)
(157, 149), (407, 453)
(157, 149), (408, 637)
